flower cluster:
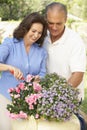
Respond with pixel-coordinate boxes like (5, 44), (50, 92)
(7, 73), (80, 121)
(7, 75), (42, 119)
(37, 73), (80, 121)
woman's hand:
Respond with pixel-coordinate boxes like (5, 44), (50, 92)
(34, 75), (40, 82)
(8, 65), (24, 80)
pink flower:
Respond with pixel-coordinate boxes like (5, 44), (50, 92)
(15, 87), (20, 93)
(35, 114), (39, 119)
(25, 94), (36, 105)
(33, 82), (42, 92)
(14, 94), (20, 98)
(19, 111), (28, 119)
(7, 111), (27, 119)
(18, 83), (25, 90)
(7, 74), (43, 120)
(7, 111), (19, 119)
(8, 88), (15, 93)
(29, 104), (34, 110)
(26, 74), (34, 82)
(25, 93), (42, 109)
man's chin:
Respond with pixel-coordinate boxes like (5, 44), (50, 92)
(51, 33), (59, 37)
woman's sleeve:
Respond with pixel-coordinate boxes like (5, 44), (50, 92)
(0, 38), (12, 63)
(39, 49), (47, 78)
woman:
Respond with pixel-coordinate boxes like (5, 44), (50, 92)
(0, 12), (47, 130)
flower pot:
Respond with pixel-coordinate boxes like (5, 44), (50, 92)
(12, 114), (80, 130)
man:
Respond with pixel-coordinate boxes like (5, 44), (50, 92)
(43, 2), (86, 130)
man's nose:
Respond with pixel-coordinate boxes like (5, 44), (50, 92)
(52, 24), (58, 29)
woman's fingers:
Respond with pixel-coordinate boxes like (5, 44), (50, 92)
(9, 67), (24, 80)
(34, 75), (40, 82)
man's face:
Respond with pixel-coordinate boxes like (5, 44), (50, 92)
(46, 10), (67, 39)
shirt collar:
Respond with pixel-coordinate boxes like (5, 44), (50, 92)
(47, 27), (69, 45)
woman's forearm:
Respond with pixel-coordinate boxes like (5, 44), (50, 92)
(0, 63), (24, 80)
(0, 63), (10, 72)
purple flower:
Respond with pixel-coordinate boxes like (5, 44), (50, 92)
(37, 73), (79, 121)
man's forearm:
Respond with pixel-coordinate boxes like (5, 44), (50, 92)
(67, 72), (84, 88)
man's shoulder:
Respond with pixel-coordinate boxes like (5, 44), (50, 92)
(65, 27), (79, 37)
(65, 27), (84, 43)
(65, 27), (86, 53)
(67, 27), (84, 39)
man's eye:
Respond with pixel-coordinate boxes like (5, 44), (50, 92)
(57, 23), (62, 25)
(48, 22), (53, 25)
(32, 30), (36, 33)
(47, 22), (63, 26)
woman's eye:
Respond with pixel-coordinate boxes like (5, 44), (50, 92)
(38, 32), (42, 35)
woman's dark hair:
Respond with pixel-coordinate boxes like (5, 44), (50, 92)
(13, 12), (47, 47)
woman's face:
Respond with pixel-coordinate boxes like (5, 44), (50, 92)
(24, 23), (43, 45)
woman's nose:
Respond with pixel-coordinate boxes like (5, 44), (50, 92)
(34, 32), (39, 38)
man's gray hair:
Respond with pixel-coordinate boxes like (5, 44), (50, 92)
(45, 2), (67, 17)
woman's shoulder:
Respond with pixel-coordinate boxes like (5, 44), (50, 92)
(3, 37), (13, 42)
(2, 37), (21, 46)
(2, 37), (20, 43)
(2, 37), (14, 45)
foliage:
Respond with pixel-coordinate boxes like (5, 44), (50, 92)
(0, 0), (31, 20)
(82, 0), (87, 20)
(81, 88), (87, 114)
(81, 71), (87, 114)
(67, 19), (76, 28)
(7, 73), (80, 122)
(0, 0), (87, 20)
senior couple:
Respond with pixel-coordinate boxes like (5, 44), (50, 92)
(0, 2), (86, 130)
